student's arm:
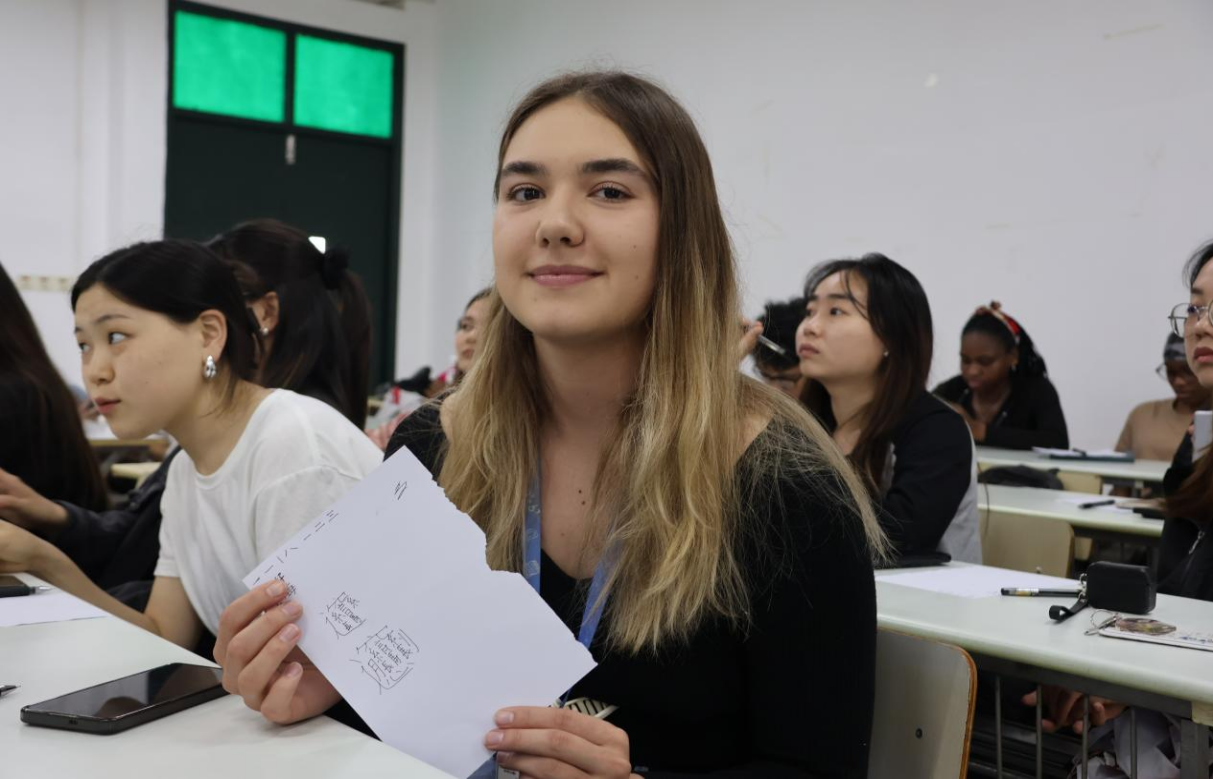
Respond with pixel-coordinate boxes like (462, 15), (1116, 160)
(1114, 406), (1137, 454)
(3, 522), (203, 648)
(878, 408), (973, 558)
(982, 378), (1069, 450)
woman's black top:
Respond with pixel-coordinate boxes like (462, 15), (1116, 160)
(382, 404), (878, 778)
(1158, 435), (1212, 602)
(933, 374), (1069, 451)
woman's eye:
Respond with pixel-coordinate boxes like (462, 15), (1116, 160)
(592, 185), (629, 201)
(108, 332), (128, 345)
(508, 186), (543, 203)
(77, 342), (91, 354)
(830, 307), (845, 316)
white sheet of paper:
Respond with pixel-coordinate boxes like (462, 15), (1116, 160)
(0, 591), (110, 627)
(243, 446), (597, 779)
(880, 565), (1078, 598)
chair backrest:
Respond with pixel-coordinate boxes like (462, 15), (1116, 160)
(1057, 471), (1103, 494)
(868, 630), (977, 779)
(980, 511), (1075, 577)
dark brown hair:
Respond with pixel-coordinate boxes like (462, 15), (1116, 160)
(798, 253), (934, 492)
(0, 262), (106, 510)
(1166, 240), (1213, 523)
(208, 219), (372, 429)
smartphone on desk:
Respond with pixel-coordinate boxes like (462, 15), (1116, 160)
(20, 663), (226, 734)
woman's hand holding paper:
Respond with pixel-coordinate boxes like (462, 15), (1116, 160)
(215, 580), (341, 724)
(488, 706), (640, 779)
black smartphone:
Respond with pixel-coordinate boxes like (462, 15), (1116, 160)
(0, 574), (36, 597)
(20, 663), (227, 734)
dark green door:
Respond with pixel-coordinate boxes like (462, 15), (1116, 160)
(163, 2), (402, 387)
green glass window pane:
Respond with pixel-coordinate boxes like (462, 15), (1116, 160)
(173, 11), (286, 122)
(294, 35), (394, 138)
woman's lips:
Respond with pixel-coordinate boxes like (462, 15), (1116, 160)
(528, 266), (602, 288)
(797, 345), (819, 357)
(1195, 347), (1213, 364)
(93, 399), (120, 414)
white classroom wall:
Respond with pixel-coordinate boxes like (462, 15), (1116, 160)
(0, 0), (438, 390)
(3, 0), (1213, 447)
(429, 0), (1213, 448)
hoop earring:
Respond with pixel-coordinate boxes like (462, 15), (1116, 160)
(203, 355), (217, 380)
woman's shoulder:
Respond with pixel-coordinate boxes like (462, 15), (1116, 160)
(385, 400), (448, 475)
(895, 391), (971, 442)
(244, 389), (380, 474)
(1013, 373), (1060, 398)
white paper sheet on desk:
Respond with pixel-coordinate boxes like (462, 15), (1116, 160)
(0, 591), (109, 627)
(880, 565), (1077, 598)
(243, 446), (597, 779)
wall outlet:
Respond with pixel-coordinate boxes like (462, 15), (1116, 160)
(16, 275), (75, 293)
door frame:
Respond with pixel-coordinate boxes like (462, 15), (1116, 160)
(165, 0), (404, 384)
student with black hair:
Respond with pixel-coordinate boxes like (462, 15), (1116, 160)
(752, 297), (804, 397)
(934, 302), (1069, 450)
(798, 253), (981, 563)
(0, 240), (379, 650)
(0, 221), (376, 611)
(0, 262), (107, 517)
(209, 218), (373, 429)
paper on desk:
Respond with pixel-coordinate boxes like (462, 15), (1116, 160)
(0, 591), (109, 627)
(243, 446), (597, 779)
(880, 565), (1078, 599)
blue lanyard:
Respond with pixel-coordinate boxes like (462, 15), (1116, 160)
(473, 473), (613, 779)
(524, 473), (612, 653)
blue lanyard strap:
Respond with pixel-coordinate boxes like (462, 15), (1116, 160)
(524, 474), (612, 652)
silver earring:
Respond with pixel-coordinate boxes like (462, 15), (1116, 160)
(203, 355), (217, 380)
(884, 350), (890, 357)
(260, 327), (269, 336)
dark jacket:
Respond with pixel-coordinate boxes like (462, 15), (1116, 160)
(1159, 435), (1213, 601)
(47, 450), (180, 611)
(934, 373), (1069, 450)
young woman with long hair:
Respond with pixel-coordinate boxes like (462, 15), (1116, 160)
(214, 71), (886, 777)
(798, 253), (981, 563)
(0, 240), (380, 650)
(0, 261), (106, 516)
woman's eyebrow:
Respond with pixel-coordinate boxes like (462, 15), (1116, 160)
(580, 158), (647, 177)
(74, 313), (131, 333)
(499, 160), (547, 178)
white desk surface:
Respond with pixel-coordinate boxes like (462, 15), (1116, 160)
(976, 446), (1170, 483)
(980, 484), (1165, 538)
(876, 564), (1213, 724)
(0, 582), (454, 777)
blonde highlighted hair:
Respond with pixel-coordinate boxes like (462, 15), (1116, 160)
(438, 71), (887, 653)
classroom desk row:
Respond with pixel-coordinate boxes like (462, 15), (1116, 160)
(980, 484), (1164, 545)
(6, 567), (1210, 777)
(976, 446), (1171, 490)
(878, 563), (1213, 779)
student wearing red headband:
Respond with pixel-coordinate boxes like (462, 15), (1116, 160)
(934, 302), (1069, 450)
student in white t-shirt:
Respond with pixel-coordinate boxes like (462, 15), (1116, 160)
(0, 240), (380, 649)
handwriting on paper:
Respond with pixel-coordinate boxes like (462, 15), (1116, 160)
(324, 592), (367, 637)
(353, 626), (420, 693)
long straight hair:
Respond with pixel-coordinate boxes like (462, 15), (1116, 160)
(208, 219), (372, 428)
(1167, 240), (1213, 523)
(0, 262), (107, 510)
(437, 71), (886, 654)
(798, 254), (934, 492)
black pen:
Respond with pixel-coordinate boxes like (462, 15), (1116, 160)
(1079, 499), (1116, 509)
(0, 685), (18, 697)
(1001, 588), (1082, 597)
